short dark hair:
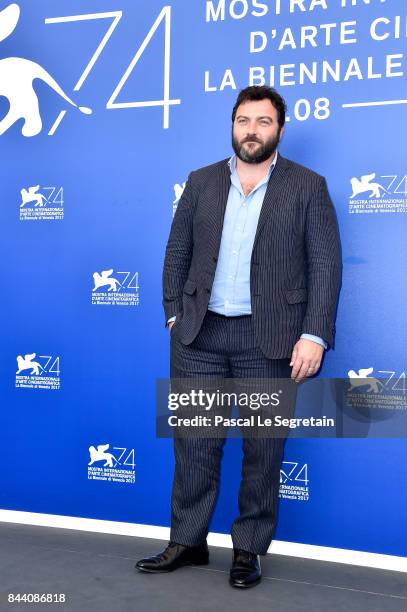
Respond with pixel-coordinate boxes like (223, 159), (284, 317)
(231, 85), (287, 129)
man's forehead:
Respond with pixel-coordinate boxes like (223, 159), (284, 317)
(235, 99), (277, 117)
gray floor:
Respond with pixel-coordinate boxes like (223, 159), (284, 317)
(0, 523), (406, 612)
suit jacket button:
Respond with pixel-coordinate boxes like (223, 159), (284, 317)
(212, 256), (218, 262)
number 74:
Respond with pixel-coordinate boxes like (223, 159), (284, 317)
(45, 6), (180, 134)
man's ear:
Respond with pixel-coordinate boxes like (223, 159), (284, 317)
(279, 126), (285, 142)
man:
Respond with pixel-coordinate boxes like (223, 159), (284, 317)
(136, 86), (341, 588)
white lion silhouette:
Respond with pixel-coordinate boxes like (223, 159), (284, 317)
(92, 269), (121, 292)
(350, 173), (388, 199)
(16, 352), (44, 375)
(348, 367), (381, 393)
(0, 3), (92, 137)
(88, 444), (116, 467)
(20, 185), (46, 207)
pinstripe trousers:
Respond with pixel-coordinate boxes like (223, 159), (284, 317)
(169, 309), (296, 555)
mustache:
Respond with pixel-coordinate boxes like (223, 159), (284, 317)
(242, 137), (262, 144)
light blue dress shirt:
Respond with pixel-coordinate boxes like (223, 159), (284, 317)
(169, 150), (327, 350)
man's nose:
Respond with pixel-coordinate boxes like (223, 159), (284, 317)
(246, 123), (258, 136)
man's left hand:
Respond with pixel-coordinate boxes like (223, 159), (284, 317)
(290, 339), (324, 382)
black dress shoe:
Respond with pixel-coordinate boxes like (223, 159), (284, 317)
(135, 541), (209, 573)
(229, 548), (262, 588)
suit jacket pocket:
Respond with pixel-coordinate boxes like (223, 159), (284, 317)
(285, 288), (308, 303)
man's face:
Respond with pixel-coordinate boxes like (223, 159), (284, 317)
(232, 99), (283, 164)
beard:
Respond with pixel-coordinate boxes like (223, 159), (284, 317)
(232, 129), (280, 164)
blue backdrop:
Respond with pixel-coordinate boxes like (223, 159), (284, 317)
(0, 0), (406, 558)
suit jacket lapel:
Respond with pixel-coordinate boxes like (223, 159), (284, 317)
(252, 152), (290, 251)
(212, 159), (232, 255)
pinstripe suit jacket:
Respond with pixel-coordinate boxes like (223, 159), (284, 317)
(162, 152), (342, 359)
